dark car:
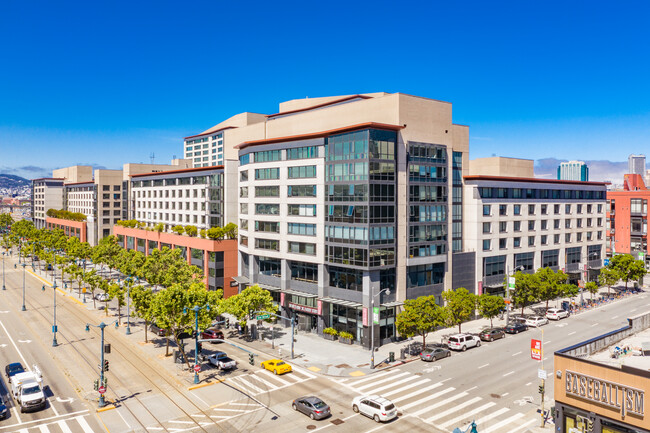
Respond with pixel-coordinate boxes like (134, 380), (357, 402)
(176, 330), (192, 340)
(201, 328), (224, 342)
(420, 347), (451, 362)
(0, 394), (7, 419)
(292, 396), (331, 420)
(149, 324), (168, 337)
(5, 362), (25, 384)
(479, 328), (505, 342)
(504, 322), (528, 334)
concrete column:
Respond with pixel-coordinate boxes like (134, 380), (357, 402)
(281, 259), (289, 290)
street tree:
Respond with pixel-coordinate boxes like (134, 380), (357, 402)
(476, 294), (506, 328)
(536, 268), (568, 310)
(511, 272), (540, 316)
(131, 285), (156, 343)
(598, 267), (620, 296)
(442, 287), (476, 333)
(609, 254), (648, 290)
(585, 281), (599, 301)
(107, 282), (125, 324)
(224, 284), (277, 325)
(0, 213), (14, 229)
(92, 235), (123, 281)
(395, 295), (446, 349)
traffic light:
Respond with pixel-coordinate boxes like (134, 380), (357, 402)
(93, 379), (99, 391)
(538, 385), (544, 394)
(104, 360), (109, 372)
(249, 354), (254, 365)
(226, 319), (230, 328)
(198, 342), (203, 353)
(587, 418), (594, 432)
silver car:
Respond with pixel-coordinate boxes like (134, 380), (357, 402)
(292, 396), (331, 420)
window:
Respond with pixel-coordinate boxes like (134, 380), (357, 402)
(554, 204), (560, 214)
(288, 223), (316, 236)
(240, 187), (248, 198)
(577, 232), (582, 242)
(254, 150), (281, 162)
(255, 203), (279, 215)
(587, 204), (593, 213)
(565, 233), (571, 243)
(514, 221), (521, 232)
(287, 185), (316, 197)
(541, 204), (547, 214)
(287, 146), (318, 160)
(554, 219), (560, 229)
(541, 235), (547, 245)
(240, 219), (248, 230)
(597, 204), (603, 213)
(255, 168), (279, 180)
(499, 221), (507, 233)
(288, 204), (316, 216)
(541, 220), (548, 230)
(499, 204), (507, 216)
(259, 257), (281, 276)
(329, 266), (363, 291)
(565, 204), (571, 214)
(255, 186), (279, 197)
(514, 237), (521, 248)
(577, 204), (582, 213)
(483, 239), (491, 251)
(288, 165), (317, 178)
(528, 220), (535, 231)
(577, 219), (583, 228)
(554, 234), (560, 244)
(565, 219), (571, 229)
(483, 255), (506, 277)
(528, 204), (535, 215)
(514, 204), (521, 215)
(483, 222), (491, 234)
(240, 203), (248, 214)
(255, 221), (279, 233)
(528, 236), (535, 246)
(288, 241), (316, 255)
(499, 238), (507, 249)
(239, 154), (250, 166)
(515, 252), (534, 271)
(290, 262), (318, 283)
(255, 238), (279, 251)
(542, 249), (559, 267)
(407, 263), (445, 287)
(483, 205), (491, 216)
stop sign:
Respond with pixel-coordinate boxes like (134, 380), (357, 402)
(193, 364), (201, 372)
(98, 385), (106, 394)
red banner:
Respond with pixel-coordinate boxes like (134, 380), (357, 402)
(362, 307), (368, 327)
(317, 300), (322, 316)
(280, 292), (285, 306)
(531, 339), (542, 361)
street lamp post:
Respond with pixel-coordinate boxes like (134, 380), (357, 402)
(85, 320), (118, 408)
(21, 263), (26, 311)
(52, 266), (58, 347)
(370, 288), (390, 370)
(505, 265), (525, 324)
(2, 251), (6, 290)
(125, 276), (132, 335)
(185, 304), (210, 384)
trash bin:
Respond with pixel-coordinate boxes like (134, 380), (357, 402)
(389, 352), (395, 363)
(400, 348), (406, 360)
(173, 350), (183, 364)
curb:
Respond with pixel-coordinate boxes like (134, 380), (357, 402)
(96, 403), (117, 413)
(188, 378), (225, 391)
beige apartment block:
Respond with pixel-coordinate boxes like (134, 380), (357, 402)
(468, 156), (534, 178)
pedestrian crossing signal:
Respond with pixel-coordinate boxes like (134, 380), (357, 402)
(249, 354), (254, 365)
(93, 380), (99, 391)
(538, 385), (544, 394)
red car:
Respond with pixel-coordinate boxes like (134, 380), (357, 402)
(201, 328), (224, 342)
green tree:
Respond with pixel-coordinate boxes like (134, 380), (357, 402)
(223, 284), (277, 325)
(511, 272), (540, 316)
(536, 268), (568, 310)
(206, 227), (223, 240)
(585, 281), (599, 301)
(154, 223), (165, 233)
(598, 267), (620, 296)
(131, 285), (156, 343)
(609, 254), (647, 290)
(0, 213), (14, 229)
(223, 223), (238, 240)
(442, 287), (476, 333)
(395, 296), (446, 348)
(560, 283), (579, 300)
(85, 270), (102, 309)
(476, 294), (506, 328)
(185, 225), (198, 237)
(108, 282), (125, 324)
(92, 235), (123, 282)
(172, 225), (185, 236)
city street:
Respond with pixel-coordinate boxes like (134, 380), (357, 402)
(0, 250), (648, 433)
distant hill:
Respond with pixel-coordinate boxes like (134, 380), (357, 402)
(0, 174), (31, 189)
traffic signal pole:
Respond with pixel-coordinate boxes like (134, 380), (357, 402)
(540, 328), (545, 428)
(251, 310), (295, 359)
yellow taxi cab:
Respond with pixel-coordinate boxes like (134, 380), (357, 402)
(261, 359), (292, 375)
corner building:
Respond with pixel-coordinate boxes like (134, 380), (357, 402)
(230, 93), (468, 348)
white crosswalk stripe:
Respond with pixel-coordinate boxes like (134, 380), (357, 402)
(336, 370), (395, 386)
(391, 382), (444, 403)
(403, 388), (458, 411)
(227, 367), (317, 397)
(482, 413), (526, 433)
(472, 407), (510, 428)
(504, 418), (537, 433)
(355, 372), (411, 391)
(258, 369), (292, 386)
(382, 378), (431, 397)
(439, 402), (496, 428)
(75, 416), (96, 433)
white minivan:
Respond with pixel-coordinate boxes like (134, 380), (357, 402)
(546, 308), (569, 320)
(352, 395), (397, 422)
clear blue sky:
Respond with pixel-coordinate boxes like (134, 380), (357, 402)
(2, 0), (649, 181)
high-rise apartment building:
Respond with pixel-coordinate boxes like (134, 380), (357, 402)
(31, 178), (65, 229)
(557, 160), (589, 181)
(199, 92), (471, 348)
(628, 154), (646, 175)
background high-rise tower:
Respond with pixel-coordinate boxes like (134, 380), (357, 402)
(628, 154), (646, 175)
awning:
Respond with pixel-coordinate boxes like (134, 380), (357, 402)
(319, 297), (362, 308)
(232, 275), (249, 284)
(282, 289), (318, 298)
(258, 283), (281, 292)
(381, 301), (404, 308)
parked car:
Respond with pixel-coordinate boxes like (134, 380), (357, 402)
(352, 395), (397, 423)
(546, 308), (569, 321)
(95, 293), (110, 301)
(479, 328), (505, 342)
(509, 314), (528, 324)
(292, 396), (331, 420)
(420, 347), (450, 362)
(526, 316), (549, 327)
(0, 394), (6, 419)
(504, 322), (528, 334)
(5, 362), (25, 384)
(201, 328), (224, 342)
(176, 330), (192, 340)
(149, 324), (168, 337)
(446, 334), (481, 351)
(261, 359), (292, 375)
(207, 352), (237, 370)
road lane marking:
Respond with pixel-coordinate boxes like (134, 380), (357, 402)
(74, 415), (95, 433)
(545, 340), (551, 344)
(391, 383), (446, 403)
(11, 407), (22, 424)
(511, 351), (522, 356)
(503, 371), (514, 377)
(401, 387), (456, 410)
(525, 382), (532, 386)
(168, 420), (195, 424)
(504, 418), (537, 433)
(410, 390), (465, 415)
(339, 370), (394, 386)
(591, 323), (598, 327)
(482, 413), (525, 433)
(466, 386), (478, 392)
(383, 379), (432, 397)
(360, 375), (420, 394)
(310, 413), (357, 432)
(229, 376), (264, 394)
(425, 396), (482, 422)
(355, 372), (411, 391)
(257, 370), (292, 386)
(478, 363), (489, 369)
(38, 426), (49, 433)
(0, 318), (30, 368)
(568, 331), (576, 336)
(501, 392), (509, 397)
(472, 407), (510, 428)
(439, 402), (497, 428)
(440, 378), (453, 383)
(612, 315), (619, 319)
(57, 420), (74, 433)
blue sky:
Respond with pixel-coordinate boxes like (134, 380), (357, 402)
(1, 0), (649, 181)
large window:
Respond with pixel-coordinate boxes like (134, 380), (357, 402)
(255, 221), (279, 233)
(259, 257), (281, 276)
(515, 252), (534, 271)
(484, 255), (506, 277)
(542, 249), (559, 268)
(327, 246), (367, 266)
(287, 146), (318, 160)
(327, 226), (368, 244)
(288, 223), (316, 236)
(566, 246), (581, 264)
(255, 186), (279, 197)
(408, 142), (445, 163)
(288, 165), (316, 179)
(328, 184), (369, 201)
(288, 241), (316, 255)
(288, 204), (316, 216)
(255, 168), (279, 180)
(407, 263), (444, 288)
(255, 204), (279, 215)
(327, 162), (368, 182)
(327, 130), (368, 161)
(254, 150), (281, 162)
(255, 238), (279, 251)
(329, 266), (363, 291)
(290, 262), (318, 283)
(369, 129), (396, 159)
(288, 185), (316, 197)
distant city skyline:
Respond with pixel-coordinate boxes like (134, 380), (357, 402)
(2, 1), (649, 182)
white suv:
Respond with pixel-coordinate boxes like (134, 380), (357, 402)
(352, 395), (397, 423)
(446, 334), (481, 351)
(546, 308), (569, 321)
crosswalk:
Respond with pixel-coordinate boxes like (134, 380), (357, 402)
(223, 365), (317, 397)
(4, 415), (95, 433)
(334, 369), (536, 433)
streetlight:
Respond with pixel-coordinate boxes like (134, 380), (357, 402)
(184, 304), (210, 384)
(580, 252), (600, 306)
(2, 251), (6, 290)
(370, 288), (390, 370)
(43, 265), (59, 347)
(85, 320), (119, 408)
(21, 263), (26, 311)
(505, 265), (525, 324)
(125, 275), (132, 335)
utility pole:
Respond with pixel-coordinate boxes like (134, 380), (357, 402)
(540, 328), (546, 428)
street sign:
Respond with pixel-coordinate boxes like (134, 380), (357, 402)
(538, 369), (547, 380)
(98, 385), (106, 394)
(372, 307), (380, 325)
(531, 339), (542, 361)
(604, 258), (610, 266)
(508, 277), (515, 289)
(256, 314), (270, 320)
(193, 364), (201, 372)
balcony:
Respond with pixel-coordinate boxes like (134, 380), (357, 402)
(566, 262), (581, 273)
(483, 274), (506, 287)
(588, 259), (602, 269)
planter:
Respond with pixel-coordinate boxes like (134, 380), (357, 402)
(324, 334), (337, 341)
(339, 337), (353, 345)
